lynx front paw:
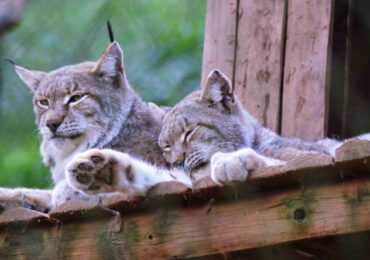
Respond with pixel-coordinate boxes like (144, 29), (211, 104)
(66, 149), (133, 195)
(210, 152), (249, 185)
(210, 148), (285, 185)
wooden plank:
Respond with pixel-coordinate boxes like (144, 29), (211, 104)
(192, 154), (369, 194)
(281, 0), (334, 141)
(234, 0), (286, 131)
(192, 152), (334, 192)
(232, 231), (370, 259)
(0, 208), (50, 228)
(335, 139), (370, 162)
(0, 177), (368, 259)
(201, 0), (238, 87)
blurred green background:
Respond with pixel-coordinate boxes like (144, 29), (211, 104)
(0, 0), (206, 188)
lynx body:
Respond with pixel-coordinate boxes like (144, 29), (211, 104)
(2, 42), (190, 212)
(158, 70), (369, 184)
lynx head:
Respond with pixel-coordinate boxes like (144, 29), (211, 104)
(159, 70), (253, 173)
(14, 42), (134, 164)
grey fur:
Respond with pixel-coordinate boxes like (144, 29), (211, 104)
(7, 41), (166, 210)
(159, 70), (358, 174)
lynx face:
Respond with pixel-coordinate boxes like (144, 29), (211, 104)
(32, 64), (111, 143)
(15, 42), (135, 182)
(16, 42), (127, 145)
(159, 70), (251, 173)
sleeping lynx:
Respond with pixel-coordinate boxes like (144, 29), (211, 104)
(158, 70), (370, 184)
(1, 41), (190, 212)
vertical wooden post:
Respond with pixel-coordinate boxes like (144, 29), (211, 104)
(281, 0), (334, 141)
(201, 0), (238, 87)
(234, 0), (286, 131)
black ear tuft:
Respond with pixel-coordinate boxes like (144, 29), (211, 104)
(107, 20), (114, 43)
(3, 57), (18, 66)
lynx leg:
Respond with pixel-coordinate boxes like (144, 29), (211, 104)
(210, 148), (285, 185)
(66, 149), (176, 196)
(52, 180), (97, 208)
(0, 188), (53, 213)
(66, 149), (129, 195)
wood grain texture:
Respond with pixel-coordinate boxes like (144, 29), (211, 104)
(335, 139), (370, 162)
(0, 177), (368, 259)
(234, 0), (286, 131)
(281, 0), (334, 141)
(0, 208), (50, 227)
(201, 0), (238, 87)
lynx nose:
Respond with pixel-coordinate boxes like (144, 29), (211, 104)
(46, 119), (62, 133)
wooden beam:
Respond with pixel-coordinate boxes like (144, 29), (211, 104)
(335, 139), (370, 162)
(201, 0), (238, 87)
(234, 0), (286, 131)
(0, 177), (368, 259)
(0, 144), (368, 258)
(281, 0), (334, 141)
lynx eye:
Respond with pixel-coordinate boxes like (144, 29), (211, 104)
(68, 94), (86, 104)
(184, 130), (193, 143)
(38, 99), (49, 108)
(183, 126), (200, 143)
(163, 145), (171, 152)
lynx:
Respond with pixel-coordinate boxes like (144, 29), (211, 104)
(158, 70), (370, 184)
(1, 42), (190, 213)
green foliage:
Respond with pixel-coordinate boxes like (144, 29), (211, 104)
(0, 140), (52, 188)
(0, 0), (206, 187)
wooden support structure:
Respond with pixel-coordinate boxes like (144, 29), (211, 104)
(201, 0), (237, 86)
(234, 0), (286, 132)
(281, 0), (334, 141)
(0, 140), (369, 259)
(201, 0), (337, 139)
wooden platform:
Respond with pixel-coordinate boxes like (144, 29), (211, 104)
(0, 140), (369, 259)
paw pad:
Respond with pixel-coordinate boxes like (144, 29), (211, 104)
(67, 152), (117, 193)
(76, 173), (93, 184)
(77, 162), (93, 171)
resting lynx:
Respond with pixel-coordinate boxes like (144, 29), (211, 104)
(158, 70), (370, 184)
(1, 41), (190, 212)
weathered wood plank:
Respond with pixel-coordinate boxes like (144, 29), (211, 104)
(201, 0), (238, 87)
(0, 208), (50, 227)
(281, 0), (334, 141)
(335, 139), (370, 162)
(192, 154), (369, 195)
(234, 0), (286, 131)
(0, 177), (368, 259)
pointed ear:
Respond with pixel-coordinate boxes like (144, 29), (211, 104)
(148, 102), (171, 122)
(15, 65), (46, 92)
(93, 41), (124, 80)
(199, 69), (234, 111)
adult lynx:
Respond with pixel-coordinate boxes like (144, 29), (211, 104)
(158, 70), (370, 184)
(1, 42), (189, 212)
